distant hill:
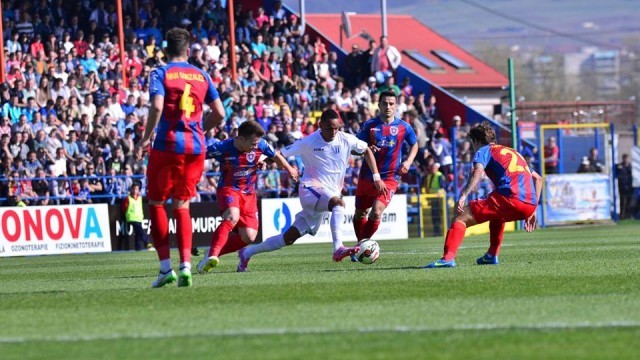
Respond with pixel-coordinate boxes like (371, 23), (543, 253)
(282, 0), (640, 53)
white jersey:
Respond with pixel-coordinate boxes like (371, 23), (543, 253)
(281, 131), (368, 194)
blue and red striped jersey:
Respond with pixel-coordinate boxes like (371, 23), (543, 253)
(206, 138), (276, 194)
(356, 117), (417, 182)
(473, 144), (537, 205)
(149, 62), (219, 155)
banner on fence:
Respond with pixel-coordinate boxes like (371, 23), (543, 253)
(108, 202), (223, 251)
(260, 195), (408, 244)
(544, 174), (611, 224)
(0, 204), (111, 257)
(632, 146), (640, 188)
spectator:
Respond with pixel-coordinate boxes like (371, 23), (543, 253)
(587, 147), (603, 173)
(371, 36), (402, 83)
(616, 154), (633, 219)
(121, 182), (154, 251)
(424, 162), (446, 236)
(544, 136), (559, 174)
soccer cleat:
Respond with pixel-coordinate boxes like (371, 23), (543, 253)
(333, 246), (360, 262)
(152, 269), (177, 288)
(191, 246), (200, 256)
(197, 256), (220, 274)
(177, 268), (193, 287)
(350, 254), (359, 262)
(237, 248), (251, 272)
(146, 243), (156, 252)
(477, 253), (499, 265)
(424, 259), (457, 269)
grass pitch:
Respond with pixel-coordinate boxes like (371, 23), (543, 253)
(1, 223), (640, 359)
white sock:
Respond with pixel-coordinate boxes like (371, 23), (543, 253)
(159, 259), (172, 273)
(243, 234), (286, 258)
(330, 205), (345, 252)
(179, 262), (191, 271)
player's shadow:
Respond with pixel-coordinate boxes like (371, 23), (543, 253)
(322, 265), (424, 272)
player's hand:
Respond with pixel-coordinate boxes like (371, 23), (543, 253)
(374, 180), (388, 195)
(288, 168), (299, 182)
(399, 160), (411, 175)
(135, 138), (151, 153)
(456, 195), (467, 215)
(257, 160), (267, 170)
(370, 145), (381, 153)
(525, 212), (537, 232)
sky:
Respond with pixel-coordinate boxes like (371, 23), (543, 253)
(281, 0), (640, 52)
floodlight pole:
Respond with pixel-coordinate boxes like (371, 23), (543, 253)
(116, 0), (128, 87)
(381, 0), (388, 37)
(228, 0), (237, 82)
(508, 58), (521, 231)
(0, 4), (5, 83)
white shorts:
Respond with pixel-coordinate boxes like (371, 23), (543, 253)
(292, 184), (339, 236)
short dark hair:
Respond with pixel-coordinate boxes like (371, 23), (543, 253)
(379, 90), (398, 103)
(320, 109), (340, 124)
(164, 28), (191, 58)
(468, 121), (496, 146)
(237, 120), (266, 138)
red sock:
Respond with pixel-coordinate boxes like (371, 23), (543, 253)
(208, 219), (234, 257)
(172, 208), (192, 264)
(149, 204), (170, 261)
(219, 232), (249, 256)
(443, 221), (467, 261)
(361, 218), (381, 240)
(488, 221), (505, 256)
(353, 217), (367, 241)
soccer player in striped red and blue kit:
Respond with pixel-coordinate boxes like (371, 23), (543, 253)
(197, 121), (298, 274)
(137, 28), (225, 287)
(425, 121), (543, 268)
(353, 90), (418, 243)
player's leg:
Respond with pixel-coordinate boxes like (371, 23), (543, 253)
(361, 179), (396, 240)
(171, 153), (205, 286)
(476, 220), (505, 265)
(238, 188), (320, 271)
(425, 204), (479, 268)
(219, 227), (257, 256)
(353, 182), (372, 240)
(353, 207), (369, 241)
(219, 192), (259, 256)
(146, 150), (177, 287)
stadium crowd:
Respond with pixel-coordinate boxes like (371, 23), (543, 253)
(0, 0), (479, 207)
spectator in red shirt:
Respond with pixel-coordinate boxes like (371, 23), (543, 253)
(73, 30), (89, 57)
(544, 136), (559, 174)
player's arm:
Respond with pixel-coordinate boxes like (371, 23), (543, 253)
(273, 151), (299, 182)
(138, 68), (164, 149)
(400, 142), (419, 175)
(457, 163), (485, 214)
(204, 98), (225, 132)
(139, 94), (163, 147)
(363, 146), (388, 195)
(525, 170), (543, 232)
(401, 125), (419, 174)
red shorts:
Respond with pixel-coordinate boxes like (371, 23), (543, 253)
(470, 192), (537, 224)
(355, 179), (398, 210)
(146, 149), (205, 202)
(217, 187), (259, 230)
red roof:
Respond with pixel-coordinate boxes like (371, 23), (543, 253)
(305, 14), (508, 89)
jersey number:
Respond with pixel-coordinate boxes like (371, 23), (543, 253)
(500, 148), (530, 173)
(180, 84), (196, 118)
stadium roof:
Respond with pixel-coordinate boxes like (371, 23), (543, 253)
(305, 14), (508, 89)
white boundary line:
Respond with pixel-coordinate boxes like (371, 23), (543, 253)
(1, 321), (638, 344)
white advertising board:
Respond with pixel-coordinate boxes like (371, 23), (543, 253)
(0, 204), (112, 257)
(261, 195), (408, 244)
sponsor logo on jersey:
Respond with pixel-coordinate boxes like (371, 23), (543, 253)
(313, 147), (325, 152)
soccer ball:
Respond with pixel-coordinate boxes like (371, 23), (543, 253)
(354, 239), (380, 264)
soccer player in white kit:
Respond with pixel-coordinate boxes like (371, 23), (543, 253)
(236, 109), (387, 272)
